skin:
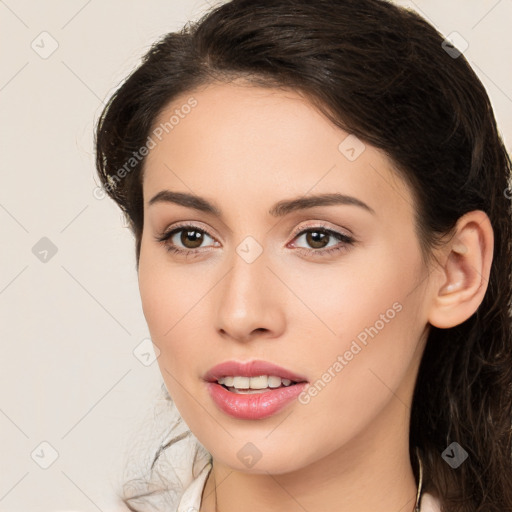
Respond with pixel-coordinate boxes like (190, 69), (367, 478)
(137, 81), (494, 512)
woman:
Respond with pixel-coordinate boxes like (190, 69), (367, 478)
(95, 0), (512, 510)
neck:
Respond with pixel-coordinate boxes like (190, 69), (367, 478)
(200, 391), (420, 512)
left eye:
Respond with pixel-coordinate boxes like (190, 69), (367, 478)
(291, 227), (353, 251)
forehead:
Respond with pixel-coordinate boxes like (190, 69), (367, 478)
(142, 82), (414, 223)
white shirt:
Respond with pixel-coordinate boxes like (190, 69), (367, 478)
(176, 461), (442, 512)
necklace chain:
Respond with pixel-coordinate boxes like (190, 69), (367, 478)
(414, 446), (424, 512)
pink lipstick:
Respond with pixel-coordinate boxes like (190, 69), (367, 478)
(204, 360), (308, 420)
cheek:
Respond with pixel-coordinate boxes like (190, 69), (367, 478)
(285, 240), (420, 343)
(138, 263), (196, 410)
(292, 248), (425, 433)
(138, 242), (184, 353)
(137, 240), (213, 381)
(137, 257), (169, 338)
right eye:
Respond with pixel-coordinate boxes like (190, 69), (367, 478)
(155, 224), (219, 256)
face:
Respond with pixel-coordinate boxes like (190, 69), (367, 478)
(138, 81), (434, 474)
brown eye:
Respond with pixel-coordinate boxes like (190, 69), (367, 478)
(304, 230), (330, 249)
(179, 229), (205, 249)
(290, 225), (355, 258)
(155, 224), (218, 256)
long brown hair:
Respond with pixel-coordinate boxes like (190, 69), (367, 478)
(95, 1), (512, 510)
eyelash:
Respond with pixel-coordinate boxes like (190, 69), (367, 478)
(155, 222), (355, 258)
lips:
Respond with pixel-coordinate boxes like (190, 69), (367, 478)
(206, 381), (308, 420)
(203, 359), (308, 383)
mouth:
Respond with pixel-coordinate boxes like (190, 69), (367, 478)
(204, 359), (308, 390)
(215, 375), (304, 394)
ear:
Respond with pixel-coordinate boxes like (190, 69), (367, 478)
(427, 210), (494, 329)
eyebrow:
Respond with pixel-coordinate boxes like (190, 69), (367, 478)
(147, 190), (376, 217)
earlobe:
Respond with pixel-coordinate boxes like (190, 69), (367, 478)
(428, 210), (494, 329)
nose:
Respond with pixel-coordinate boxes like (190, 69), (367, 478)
(214, 245), (286, 343)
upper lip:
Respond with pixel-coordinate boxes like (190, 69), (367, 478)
(204, 360), (308, 383)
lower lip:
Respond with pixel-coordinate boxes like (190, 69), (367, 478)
(206, 381), (308, 420)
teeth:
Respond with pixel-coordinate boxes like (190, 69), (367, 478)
(223, 376), (234, 387)
(217, 375), (295, 389)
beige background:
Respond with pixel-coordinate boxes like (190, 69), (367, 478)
(1, 1), (511, 511)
